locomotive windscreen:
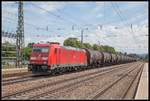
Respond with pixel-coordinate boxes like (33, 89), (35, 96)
(32, 46), (49, 53)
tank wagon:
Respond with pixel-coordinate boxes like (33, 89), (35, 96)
(28, 42), (136, 74)
(110, 53), (118, 64)
(84, 49), (103, 67)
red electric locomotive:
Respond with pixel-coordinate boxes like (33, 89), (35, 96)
(28, 42), (87, 74)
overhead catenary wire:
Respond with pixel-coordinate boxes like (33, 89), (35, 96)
(30, 2), (79, 27)
(2, 16), (59, 34)
(3, 17), (79, 39)
(2, 2), (147, 52)
(3, 3), (76, 34)
(29, 2), (90, 39)
(113, 2), (146, 49)
(3, 2), (89, 43)
(29, 3), (83, 36)
(2, 17), (80, 39)
(2, 2), (109, 42)
(109, 7), (147, 37)
(112, 3), (140, 38)
(55, 6), (91, 28)
(110, 2), (140, 47)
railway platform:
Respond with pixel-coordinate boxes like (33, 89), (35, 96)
(2, 67), (29, 78)
(135, 63), (148, 99)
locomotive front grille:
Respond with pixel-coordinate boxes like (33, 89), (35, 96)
(28, 64), (49, 73)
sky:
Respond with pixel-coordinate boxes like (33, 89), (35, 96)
(2, 1), (148, 54)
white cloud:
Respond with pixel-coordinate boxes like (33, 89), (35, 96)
(39, 33), (78, 46)
(83, 24), (148, 54)
(66, 2), (89, 4)
(126, 2), (148, 7)
(109, 11), (148, 27)
(113, 2), (148, 13)
(93, 3), (104, 13)
(24, 24), (148, 54)
(95, 2), (105, 6)
(2, 1), (16, 5)
(96, 13), (103, 18)
(2, 2), (148, 54)
(31, 2), (66, 14)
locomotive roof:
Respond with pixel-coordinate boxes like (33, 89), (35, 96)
(33, 43), (85, 52)
(33, 44), (50, 47)
(60, 46), (86, 52)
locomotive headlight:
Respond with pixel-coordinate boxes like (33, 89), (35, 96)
(30, 57), (36, 60)
(42, 57), (48, 60)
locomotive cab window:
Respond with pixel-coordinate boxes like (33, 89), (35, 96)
(32, 46), (49, 53)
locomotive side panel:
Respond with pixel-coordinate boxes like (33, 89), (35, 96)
(58, 47), (87, 67)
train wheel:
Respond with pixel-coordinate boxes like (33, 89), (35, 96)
(51, 70), (56, 76)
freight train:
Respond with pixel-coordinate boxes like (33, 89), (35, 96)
(28, 42), (136, 74)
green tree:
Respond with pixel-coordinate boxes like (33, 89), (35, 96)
(21, 42), (35, 60)
(22, 47), (32, 60)
(83, 43), (93, 49)
(2, 41), (16, 57)
(63, 38), (116, 53)
(64, 37), (82, 48)
(76, 40), (82, 48)
(101, 45), (116, 53)
(98, 45), (104, 51)
(93, 44), (99, 50)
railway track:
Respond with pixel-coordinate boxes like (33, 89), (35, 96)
(2, 74), (54, 86)
(2, 63), (134, 98)
(31, 62), (141, 100)
(88, 63), (144, 100)
(29, 63), (138, 100)
(2, 74), (34, 86)
(123, 63), (144, 99)
(2, 63), (131, 86)
(2, 62), (139, 100)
